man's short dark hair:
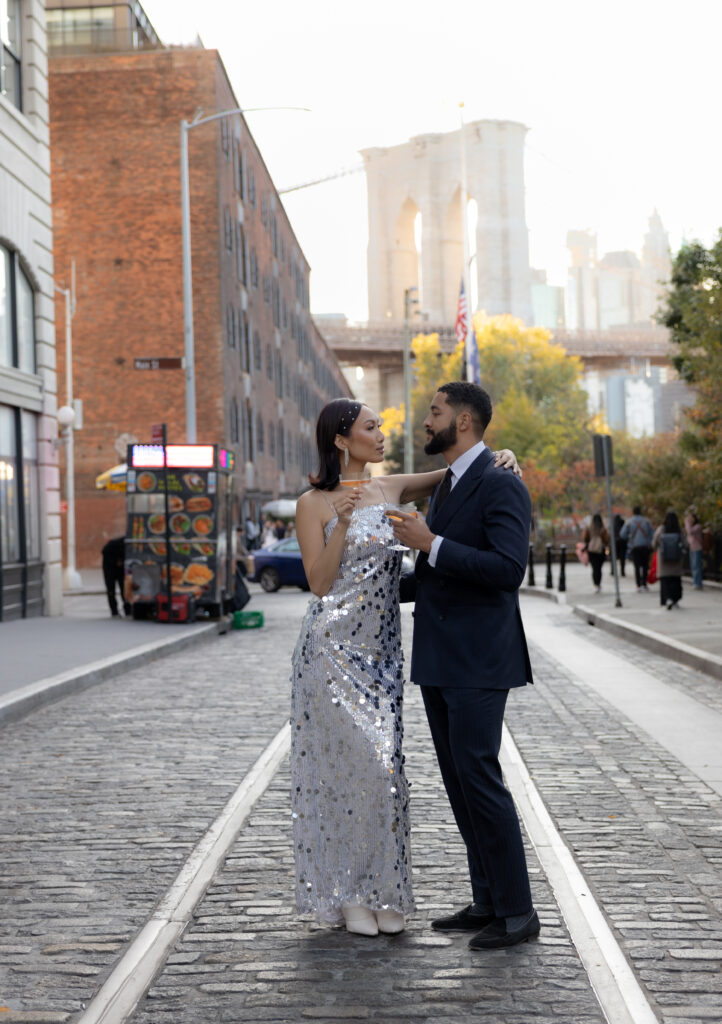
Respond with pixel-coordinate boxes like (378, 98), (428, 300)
(633, 505), (641, 516)
(438, 381), (492, 436)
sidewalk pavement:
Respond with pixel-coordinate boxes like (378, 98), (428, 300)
(523, 560), (722, 676)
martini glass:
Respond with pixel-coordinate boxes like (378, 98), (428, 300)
(385, 506), (419, 551)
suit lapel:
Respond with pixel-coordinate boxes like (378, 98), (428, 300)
(429, 447), (494, 535)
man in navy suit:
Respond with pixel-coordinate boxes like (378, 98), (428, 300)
(391, 381), (539, 950)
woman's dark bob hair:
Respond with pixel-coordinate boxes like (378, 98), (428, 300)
(309, 398), (363, 491)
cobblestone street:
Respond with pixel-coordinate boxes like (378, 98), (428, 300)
(1, 591), (721, 1023)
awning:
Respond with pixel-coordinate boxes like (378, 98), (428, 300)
(261, 498), (297, 519)
(95, 463), (127, 491)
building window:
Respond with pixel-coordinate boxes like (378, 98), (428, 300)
(269, 421), (276, 457)
(272, 279), (280, 327)
(245, 400), (253, 461)
(253, 330), (262, 372)
(263, 275), (271, 305)
(224, 208), (233, 251)
(256, 413), (264, 453)
(1, 245), (35, 374)
(250, 249), (259, 289)
(236, 222), (247, 285)
(277, 423), (285, 469)
(241, 313), (251, 373)
(0, 405), (39, 566)
(229, 398), (239, 443)
(248, 165), (257, 207)
(261, 195), (268, 227)
(226, 304), (235, 348)
(220, 117), (230, 159)
(275, 351), (283, 398)
(0, 0), (22, 111)
(265, 344), (273, 381)
(235, 146), (246, 200)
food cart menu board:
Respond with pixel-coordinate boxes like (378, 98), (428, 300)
(125, 467), (218, 594)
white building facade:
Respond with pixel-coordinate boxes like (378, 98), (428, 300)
(1, 0), (61, 618)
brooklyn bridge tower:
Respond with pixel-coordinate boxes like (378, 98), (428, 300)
(361, 120), (533, 325)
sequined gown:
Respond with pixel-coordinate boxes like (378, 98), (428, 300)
(290, 503), (415, 924)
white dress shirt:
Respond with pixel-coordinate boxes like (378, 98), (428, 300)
(428, 439), (487, 567)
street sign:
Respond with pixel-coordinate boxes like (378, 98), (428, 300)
(134, 358), (183, 371)
(593, 434), (614, 477)
(150, 423), (166, 445)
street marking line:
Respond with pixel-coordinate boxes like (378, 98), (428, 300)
(77, 721), (291, 1024)
(501, 725), (659, 1024)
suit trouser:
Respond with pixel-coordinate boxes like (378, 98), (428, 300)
(421, 685), (533, 918)
(631, 546), (651, 588)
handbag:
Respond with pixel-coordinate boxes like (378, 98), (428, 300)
(576, 541), (589, 566)
(647, 551), (658, 585)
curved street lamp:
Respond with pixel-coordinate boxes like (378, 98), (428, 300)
(180, 106), (311, 443)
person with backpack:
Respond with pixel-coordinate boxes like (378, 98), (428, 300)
(653, 510), (686, 610)
(582, 513), (609, 593)
(620, 505), (655, 592)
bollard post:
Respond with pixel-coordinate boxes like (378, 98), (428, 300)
(558, 544), (567, 592)
(545, 544), (553, 589)
(528, 543), (535, 587)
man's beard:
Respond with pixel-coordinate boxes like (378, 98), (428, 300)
(424, 421), (457, 455)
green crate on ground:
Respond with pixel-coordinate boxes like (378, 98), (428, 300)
(233, 609), (264, 629)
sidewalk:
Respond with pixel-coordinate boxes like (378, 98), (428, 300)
(524, 560), (722, 675)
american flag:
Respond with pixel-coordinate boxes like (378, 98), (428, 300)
(455, 278), (468, 345)
(455, 279), (481, 385)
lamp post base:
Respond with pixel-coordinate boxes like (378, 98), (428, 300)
(63, 567), (84, 592)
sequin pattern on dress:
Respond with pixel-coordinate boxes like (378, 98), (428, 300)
(290, 503), (415, 924)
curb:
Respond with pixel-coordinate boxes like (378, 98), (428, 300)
(573, 604), (722, 681)
(0, 623), (220, 728)
(520, 585), (567, 604)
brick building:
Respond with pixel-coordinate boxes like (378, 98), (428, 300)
(47, 2), (350, 567)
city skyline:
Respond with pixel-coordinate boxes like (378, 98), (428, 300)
(142, 0), (722, 322)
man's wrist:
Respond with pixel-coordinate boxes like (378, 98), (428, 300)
(422, 532), (437, 554)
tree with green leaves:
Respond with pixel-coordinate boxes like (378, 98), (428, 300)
(657, 234), (722, 527)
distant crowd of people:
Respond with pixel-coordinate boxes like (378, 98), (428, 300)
(242, 514), (296, 552)
(580, 505), (706, 609)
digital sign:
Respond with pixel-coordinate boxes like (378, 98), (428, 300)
(131, 444), (216, 469)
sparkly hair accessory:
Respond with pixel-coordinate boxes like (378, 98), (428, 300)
(337, 401), (362, 434)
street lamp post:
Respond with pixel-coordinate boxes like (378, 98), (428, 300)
(180, 106), (310, 444)
(55, 275), (82, 591)
(402, 286), (418, 474)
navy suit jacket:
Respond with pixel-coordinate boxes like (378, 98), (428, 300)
(410, 446), (533, 689)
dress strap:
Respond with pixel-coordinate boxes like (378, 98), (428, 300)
(320, 490), (337, 514)
(375, 476), (391, 505)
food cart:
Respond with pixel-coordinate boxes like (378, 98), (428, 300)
(124, 443), (236, 620)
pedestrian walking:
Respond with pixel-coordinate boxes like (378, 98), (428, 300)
(391, 382), (539, 950)
(261, 517), (276, 549)
(582, 513), (609, 592)
(273, 519), (287, 540)
(620, 505), (655, 591)
(685, 506), (704, 590)
(290, 397), (520, 937)
(244, 515), (259, 551)
(612, 513), (627, 577)
(654, 509), (686, 610)
(101, 536), (130, 617)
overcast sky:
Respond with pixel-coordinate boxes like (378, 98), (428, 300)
(143, 0), (721, 321)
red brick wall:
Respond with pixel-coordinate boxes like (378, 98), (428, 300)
(50, 47), (350, 567)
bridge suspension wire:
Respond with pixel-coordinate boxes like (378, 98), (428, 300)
(278, 163), (364, 195)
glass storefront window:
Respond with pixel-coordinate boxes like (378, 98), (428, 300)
(21, 410), (39, 560)
(0, 405), (19, 563)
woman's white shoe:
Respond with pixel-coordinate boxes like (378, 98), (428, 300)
(342, 904), (379, 936)
(376, 909), (405, 934)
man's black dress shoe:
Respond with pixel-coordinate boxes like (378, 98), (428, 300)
(468, 909), (540, 950)
(431, 904), (496, 932)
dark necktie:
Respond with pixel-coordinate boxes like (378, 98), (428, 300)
(435, 468), (453, 512)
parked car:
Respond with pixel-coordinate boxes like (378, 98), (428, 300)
(246, 537), (308, 592)
(245, 539), (415, 594)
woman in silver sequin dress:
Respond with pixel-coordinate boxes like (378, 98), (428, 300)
(291, 399), (517, 936)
